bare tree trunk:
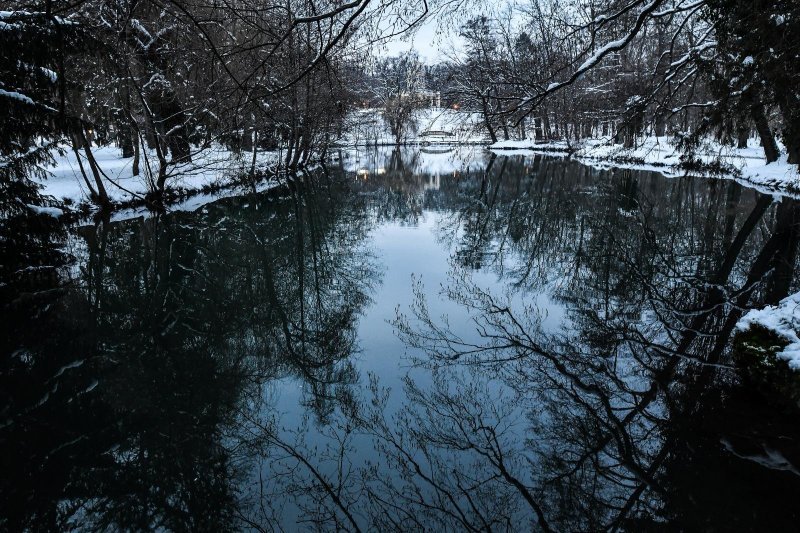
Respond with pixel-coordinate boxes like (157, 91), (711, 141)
(542, 111), (551, 140)
(151, 125), (170, 206)
(480, 94), (497, 143)
(132, 131), (140, 177)
(284, 135), (295, 170)
(776, 95), (800, 164)
(655, 115), (666, 137)
(71, 138), (98, 198)
(120, 130), (134, 158)
(242, 126), (253, 153)
(751, 102), (780, 163)
(290, 134), (304, 170)
(74, 128), (111, 210)
(500, 112), (510, 140)
(250, 130), (258, 179)
(623, 128), (635, 148)
(736, 122), (749, 149)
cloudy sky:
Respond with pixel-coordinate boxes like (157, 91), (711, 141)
(382, 19), (447, 62)
(377, 9), (468, 63)
(376, 0), (520, 63)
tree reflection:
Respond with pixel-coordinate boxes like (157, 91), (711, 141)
(380, 169), (800, 530)
(5, 152), (799, 530)
(0, 169), (380, 530)
(212, 155), (799, 531)
(204, 154), (800, 531)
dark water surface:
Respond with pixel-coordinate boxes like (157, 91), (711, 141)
(3, 147), (800, 531)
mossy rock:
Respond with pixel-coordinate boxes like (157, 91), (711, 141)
(732, 324), (800, 409)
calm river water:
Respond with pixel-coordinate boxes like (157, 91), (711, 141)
(3, 146), (799, 531)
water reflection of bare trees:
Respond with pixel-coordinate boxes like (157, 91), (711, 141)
(253, 157), (800, 531)
(4, 154), (799, 530)
(381, 165), (800, 530)
(1, 171), (381, 530)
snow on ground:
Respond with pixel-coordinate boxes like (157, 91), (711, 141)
(337, 144), (488, 176)
(737, 292), (800, 371)
(339, 107), (489, 146)
(25, 203), (65, 217)
(39, 144), (280, 207)
(37, 128), (800, 220)
(105, 177), (283, 223)
(490, 136), (800, 194)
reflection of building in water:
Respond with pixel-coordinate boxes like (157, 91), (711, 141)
(423, 173), (440, 191)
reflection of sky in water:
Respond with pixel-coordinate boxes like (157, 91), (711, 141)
(263, 169), (572, 526)
(13, 146), (800, 531)
(272, 207), (567, 415)
(241, 149), (800, 529)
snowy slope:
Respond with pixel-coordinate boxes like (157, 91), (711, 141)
(490, 136), (800, 194)
(39, 145), (280, 206)
(737, 292), (800, 371)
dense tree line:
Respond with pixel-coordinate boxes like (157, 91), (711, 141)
(3, 0), (796, 218)
(0, 0), (427, 215)
(347, 0), (799, 171)
(428, 0), (799, 167)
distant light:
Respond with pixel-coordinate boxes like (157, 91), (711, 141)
(452, 104), (460, 110)
(377, 167), (386, 175)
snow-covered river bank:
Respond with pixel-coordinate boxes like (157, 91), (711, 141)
(491, 136), (800, 195)
(37, 133), (800, 224)
(8, 147), (800, 530)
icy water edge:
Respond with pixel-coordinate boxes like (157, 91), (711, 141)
(3, 146), (800, 531)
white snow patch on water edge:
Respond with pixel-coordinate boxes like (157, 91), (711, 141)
(490, 136), (800, 195)
(339, 107), (490, 146)
(37, 144), (281, 207)
(25, 203), (64, 217)
(736, 291), (800, 371)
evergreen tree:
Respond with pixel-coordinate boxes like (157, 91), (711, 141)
(0, 6), (90, 282)
(706, 0), (800, 163)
